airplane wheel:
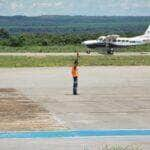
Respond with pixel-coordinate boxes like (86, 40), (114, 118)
(86, 50), (91, 54)
(107, 48), (114, 55)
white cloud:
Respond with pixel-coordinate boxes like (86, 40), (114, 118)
(11, 3), (18, 11)
(0, 0), (150, 16)
(32, 2), (52, 8)
(32, 1), (64, 9)
(10, 2), (23, 11)
(54, 2), (63, 7)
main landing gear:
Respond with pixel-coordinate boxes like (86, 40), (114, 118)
(86, 50), (91, 54)
(107, 48), (114, 55)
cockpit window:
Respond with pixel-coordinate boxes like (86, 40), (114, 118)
(130, 41), (136, 43)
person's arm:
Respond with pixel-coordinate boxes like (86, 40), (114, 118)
(76, 51), (79, 64)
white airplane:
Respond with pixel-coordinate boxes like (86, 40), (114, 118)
(82, 25), (150, 54)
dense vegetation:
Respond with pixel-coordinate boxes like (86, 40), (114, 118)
(0, 31), (98, 47)
(0, 16), (150, 52)
(0, 16), (150, 35)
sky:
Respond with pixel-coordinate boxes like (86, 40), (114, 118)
(0, 0), (150, 16)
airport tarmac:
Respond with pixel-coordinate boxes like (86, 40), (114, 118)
(0, 136), (150, 150)
(0, 66), (150, 130)
(0, 67), (150, 149)
(0, 52), (150, 57)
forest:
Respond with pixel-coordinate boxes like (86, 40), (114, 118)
(0, 16), (150, 35)
(0, 16), (150, 48)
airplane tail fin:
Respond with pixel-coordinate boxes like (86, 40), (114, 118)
(144, 25), (150, 36)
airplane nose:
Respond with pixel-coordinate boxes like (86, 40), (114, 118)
(82, 41), (88, 45)
(81, 41), (86, 45)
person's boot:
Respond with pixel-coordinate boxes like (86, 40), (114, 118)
(73, 87), (77, 95)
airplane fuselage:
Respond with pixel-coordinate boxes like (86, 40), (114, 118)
(82, 25), (150, 54)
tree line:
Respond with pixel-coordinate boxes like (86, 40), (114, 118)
(0, 28), (102, 47)
(0, 16), (150, 35)
(0, 27), (149, 47)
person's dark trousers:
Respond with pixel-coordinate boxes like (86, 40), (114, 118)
(73, 77), (78, 95)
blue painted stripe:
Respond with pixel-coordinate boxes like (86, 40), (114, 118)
(0, 130), (150, 139)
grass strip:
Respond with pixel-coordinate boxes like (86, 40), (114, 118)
(0, 55), (150, 67)
(0, 44), (150, 53)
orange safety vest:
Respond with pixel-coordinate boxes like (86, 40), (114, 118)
(72, 66), (79, 77)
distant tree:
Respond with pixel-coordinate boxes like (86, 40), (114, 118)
(0, 28), (9, 39)
(41, 39), (48, 46)
(9, 36), (24, 47)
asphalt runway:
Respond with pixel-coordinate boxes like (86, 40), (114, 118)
(0, 136), (150, 150)
(0, 67), (150, 149)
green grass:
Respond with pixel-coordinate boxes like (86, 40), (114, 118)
(0, 45), (87, 53)
(0, 55), (150, 67)
(121, 44), (150, 52)
(0, 44), (150, 53)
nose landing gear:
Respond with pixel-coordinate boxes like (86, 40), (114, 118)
(107, 48), (114, 55)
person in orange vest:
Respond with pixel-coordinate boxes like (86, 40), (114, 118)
(72, 52), (79, 95)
